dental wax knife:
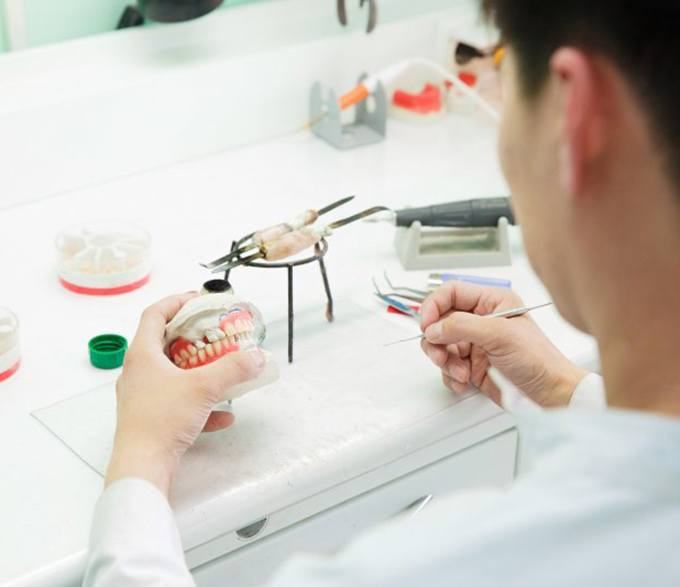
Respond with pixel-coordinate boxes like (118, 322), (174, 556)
(201, 196), (355, 270)
(383, 302), (553, 347)
(367, 197), (515, 228)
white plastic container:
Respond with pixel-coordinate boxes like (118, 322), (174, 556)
(55, 220), (152, 295)
(0, 308), (20, 382)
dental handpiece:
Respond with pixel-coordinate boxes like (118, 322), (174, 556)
(372, 197), (515, 228)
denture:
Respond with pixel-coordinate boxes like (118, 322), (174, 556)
(168, 309), (258, 369)
(164, 293), (278, 402)
(166, 295), (265, 370)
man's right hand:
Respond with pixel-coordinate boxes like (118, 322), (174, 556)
(420, 282), (586, 407)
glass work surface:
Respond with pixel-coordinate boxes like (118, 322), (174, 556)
(32, 300), (475, 498)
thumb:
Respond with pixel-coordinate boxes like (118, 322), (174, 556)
(424, 311), (508, 349)
(197, 349), (266, 397)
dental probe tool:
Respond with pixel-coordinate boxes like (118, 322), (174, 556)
(212, 206), (389, 272)
(383, 302), (553, 347)
(201, 196), (356, 270)
(365, 197), (515, 228)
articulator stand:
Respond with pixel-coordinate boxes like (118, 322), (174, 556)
(395, 217), (512, 270)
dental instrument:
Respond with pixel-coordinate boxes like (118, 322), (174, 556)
(211, 206), (389, 272)
(201, 196), (355, 270)
(382, 272), (429, 300)
(372, 277), (425, 306)
(365, 197), (515, 228)
(383, 302), (553, 346)
(374, 293), (420, 319)
(428, 273), (512, 289)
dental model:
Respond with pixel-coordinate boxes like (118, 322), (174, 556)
(164, 293), (278, 401)
(0, 308), (20, 382)
(55, 221), (152, 295)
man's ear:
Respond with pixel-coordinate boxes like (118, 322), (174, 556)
(550, 48), (607, 198)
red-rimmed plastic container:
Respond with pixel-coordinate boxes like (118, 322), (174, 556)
(55, 221), (152, 295)
(0, 307), (20, 382)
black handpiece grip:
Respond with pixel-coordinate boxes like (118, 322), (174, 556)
(395, 197), (515, 228)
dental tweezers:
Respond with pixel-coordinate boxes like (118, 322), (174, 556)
(209, 205), (389, 272)
(201, 196), (356, 271)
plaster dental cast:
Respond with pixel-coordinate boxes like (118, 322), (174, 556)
(83, 1), (680, 585)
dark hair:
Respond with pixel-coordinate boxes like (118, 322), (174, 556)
(482, 0), (680, 185)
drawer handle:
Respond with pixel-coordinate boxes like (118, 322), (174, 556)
(401, 494), (433, 519)
(236, 517), (268, 540)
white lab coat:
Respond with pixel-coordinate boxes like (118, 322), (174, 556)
(83, 375), (680, 586)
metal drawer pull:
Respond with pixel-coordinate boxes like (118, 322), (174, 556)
(236, 517), (268, 540)
(402, 494), (433, 519)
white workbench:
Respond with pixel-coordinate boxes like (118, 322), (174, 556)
(0, 113), (596, 587)
(0, 3), (597, 584)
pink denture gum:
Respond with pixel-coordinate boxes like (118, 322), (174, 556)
(164, 293), (278, 402)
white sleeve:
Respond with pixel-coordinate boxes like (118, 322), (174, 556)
(83, 478), (195, 587)
(569, 373), (606, 410)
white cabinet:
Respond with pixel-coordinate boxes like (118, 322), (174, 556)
(192, 429), (517, 587)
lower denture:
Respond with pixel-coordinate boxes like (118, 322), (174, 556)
(169, 331), (241, 370)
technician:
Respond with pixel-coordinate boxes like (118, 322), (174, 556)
(84, 0), (680, 585)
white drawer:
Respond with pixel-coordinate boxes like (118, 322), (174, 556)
(192, 429), (517, 587)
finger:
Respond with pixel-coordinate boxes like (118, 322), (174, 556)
(442, 355), (471, 383)
(451, 341), (471, 359)
(469, 345), (490, 388)
(196, 350), (265, 398)
(442, 372), (469, 395)
(421, 339), (449, 368)
(132, 293), (200, 348)
(420, 282), (485, 331)
(202, 410), (236, 432)
(424, 311), (509, 348)
(477, 372), (502, 405)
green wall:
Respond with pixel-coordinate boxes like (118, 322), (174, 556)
(2, 0), (265, 52)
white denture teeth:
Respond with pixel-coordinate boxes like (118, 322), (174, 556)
(164, 293), (269, 377)
(205, 328), (223, 342)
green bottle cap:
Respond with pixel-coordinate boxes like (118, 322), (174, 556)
(88, 334), (128, 369)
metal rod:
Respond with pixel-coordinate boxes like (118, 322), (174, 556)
(223, 240), (237, 283)
(383, 302), (553, 346)
(317, 244), (334, 322)
(287, 265), (294, 364)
